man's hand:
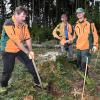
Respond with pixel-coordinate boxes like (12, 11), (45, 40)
(57, 36), (62, 40)
(60, 39), (70, 46)
(28, 51), (34, 59)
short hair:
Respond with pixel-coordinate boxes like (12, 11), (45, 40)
(14, 6), (28, 15)
(61, 12), (68, 18)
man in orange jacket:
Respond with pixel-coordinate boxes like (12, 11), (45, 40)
(52, 13), (74, 60)
(73, 8), (98, 72)
(0, 6), (41, 93)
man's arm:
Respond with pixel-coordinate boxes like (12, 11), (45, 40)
(24, 25), (33, 51)
(91, 23), (99, 52)
(25, 38), (33, 51)
(25, 39), (35, 59)
(52, 24), (61, 40)
(17, 42), (29, 54)
(91, 23), (98, 48)
(24, 25), (34, 59)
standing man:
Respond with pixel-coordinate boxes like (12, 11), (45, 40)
(73, 8), (98, 72)
(52, 13), (74, 60)
(0, 6), (41, 93)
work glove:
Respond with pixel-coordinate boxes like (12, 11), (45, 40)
(92, 46), (97, 53)
(28, 51), (34, 59)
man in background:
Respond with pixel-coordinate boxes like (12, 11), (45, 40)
(52, 13), (74, 60)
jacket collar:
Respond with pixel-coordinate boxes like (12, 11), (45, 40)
(76, 18), (87, 24)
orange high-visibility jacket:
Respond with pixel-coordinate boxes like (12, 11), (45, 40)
(3, 16), (31, 53)
(73, 19), (98, 50)
(52, 22), (73, 42)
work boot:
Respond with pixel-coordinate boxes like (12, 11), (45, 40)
(0, 87), (7, 94)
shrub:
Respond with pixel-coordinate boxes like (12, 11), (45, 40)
(30, 24), (53, 43)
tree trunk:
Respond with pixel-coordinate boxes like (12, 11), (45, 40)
(17, 0), (20, 6)
(32, 0), (34, 25)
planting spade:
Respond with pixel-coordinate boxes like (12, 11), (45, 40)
(32, 59), (43, 89)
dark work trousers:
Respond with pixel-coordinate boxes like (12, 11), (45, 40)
(64, 43), (74, 60)
(1, 51), (40, 87)
(76, 49), (89, 72)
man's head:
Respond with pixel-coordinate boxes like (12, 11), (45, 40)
(61, 13), (68, 23)
(14, 6), (28, 24)
(76, 8), (85, 19)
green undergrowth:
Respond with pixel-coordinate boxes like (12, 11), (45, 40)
(0, 53), (100, 100)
